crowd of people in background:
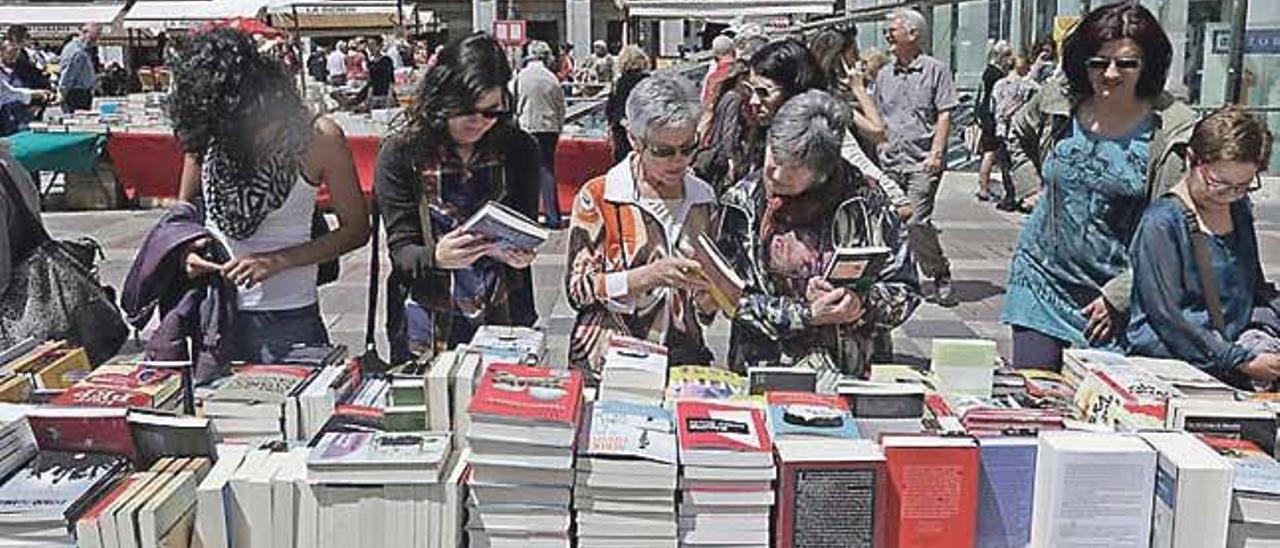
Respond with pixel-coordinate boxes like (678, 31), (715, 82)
(2, 1), (1278, 392)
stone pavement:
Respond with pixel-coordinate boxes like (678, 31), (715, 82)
(43, 172), (1280, 368)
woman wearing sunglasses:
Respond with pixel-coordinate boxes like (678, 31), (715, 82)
(564, 74), (717, 379)
(716, 90), (920, 378)
(1001, 3), (1197, 370)
(1127, 107), (1279, 389)
(375, 33), (543, 362)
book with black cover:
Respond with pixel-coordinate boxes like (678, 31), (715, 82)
(127, 411), (214, 469)
(458, 201), (549, 251)
(824, 246), (892, 292)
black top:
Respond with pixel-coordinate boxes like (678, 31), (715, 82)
(606, 70), (649, 162)
(368, 55), (395, 97)
(977, 63), (1006, 130)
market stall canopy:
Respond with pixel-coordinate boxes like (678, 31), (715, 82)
(0, 3), (129, 40)
(265, 1), (425, 36)
(620, 0), (832, 19)
(202, 16), (289, 38)
(122, 0), (273, 31)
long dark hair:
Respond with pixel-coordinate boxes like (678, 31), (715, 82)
(165, 28), (311, 168)
(749, 38), (827, 99)
(389, 32), (515, 158)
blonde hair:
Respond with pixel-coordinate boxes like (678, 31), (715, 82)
(1190, 106), (1273, 168)
(616, 45), (650, 74)
(862, 47), (888, 76)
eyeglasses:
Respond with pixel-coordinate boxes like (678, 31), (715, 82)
(458, 108), (509, 119)
(644, 140), (698, 159)
(1197, 164), (1262, 195)
(1084, 56), (1142, 71)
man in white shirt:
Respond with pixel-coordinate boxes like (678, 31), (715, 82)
(326, 42), (348, 86)
(514, 41), (566, 228)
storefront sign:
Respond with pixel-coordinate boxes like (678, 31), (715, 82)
(492, 20), (528, 47)
(1212, 28), (1280, 55)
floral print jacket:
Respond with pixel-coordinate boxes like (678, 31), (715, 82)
(716, 164), (922, 378)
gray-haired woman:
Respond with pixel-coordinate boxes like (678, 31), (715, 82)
(717, 90), (921, 378)
(564, 73), (717, 377)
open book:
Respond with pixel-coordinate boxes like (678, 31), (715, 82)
(823, 246), (891, 292)
(458, 201), (549, 251)
(691, 234), (746, 314)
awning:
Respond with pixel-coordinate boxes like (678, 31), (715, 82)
(122, 0), (270, 31)
(265, 1), (416, 35)
(623, 0), (833, 19)
(0, 4), (129, 39)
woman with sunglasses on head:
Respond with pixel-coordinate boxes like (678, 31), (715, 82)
(1001, 3), (1197, 371)
(1127, 107), (1279, 389)
(716, 90), (920, 377)
(170, 29), (370, 366)
(564, 74), (716, 379)
(375, 33), (542, 362)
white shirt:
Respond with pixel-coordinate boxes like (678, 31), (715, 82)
(326, 50), (346, 79)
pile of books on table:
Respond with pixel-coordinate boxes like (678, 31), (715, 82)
(465, 363), (584, 548)
(674, 400), (775, 548)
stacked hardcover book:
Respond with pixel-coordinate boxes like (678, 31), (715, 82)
(465, 364), (584, 548)
(575, 401), (678, 548)
(203, 365), (317, 443)
(598, 336), (668, 405)
(51, 364), (181, 410)
(1201, 436), (1280, 547)
(674, 400), (775, 548)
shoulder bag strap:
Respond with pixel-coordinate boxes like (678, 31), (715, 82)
(1169, 192), (1225, 333)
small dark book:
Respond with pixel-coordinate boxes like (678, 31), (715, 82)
(127, 410), (214, 469)
(458, 201), (549, 251)
(824, 246), (892, 292)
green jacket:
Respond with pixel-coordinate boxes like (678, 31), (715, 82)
(1007, 79), (1198, 313)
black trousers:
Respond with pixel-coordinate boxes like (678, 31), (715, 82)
(532, 131), (562, 226)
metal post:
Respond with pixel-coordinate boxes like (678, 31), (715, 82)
(1226, 0), (1250, 104)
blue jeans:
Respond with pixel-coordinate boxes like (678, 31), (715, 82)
(233, 304), (330, 363)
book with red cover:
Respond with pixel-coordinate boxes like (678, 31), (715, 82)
(50, 365), (180, 408)
(775, 438), (886, 548)
(676, 400), (772, 467)
(882, 435), (979, 548)
(467, 363), (584, 426)
(26, 406), (137, 461)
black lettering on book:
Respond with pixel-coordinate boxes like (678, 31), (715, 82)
(687, 418), (749, 435)
(791, 468), (875, 548)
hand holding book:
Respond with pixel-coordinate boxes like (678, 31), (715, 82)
(434, 228), (497, 269)
(808, 278), (864, 326)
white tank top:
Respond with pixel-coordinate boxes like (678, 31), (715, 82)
(206, 177), (319, 311)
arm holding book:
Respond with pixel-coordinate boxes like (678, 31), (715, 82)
(374, 140), (474, 284)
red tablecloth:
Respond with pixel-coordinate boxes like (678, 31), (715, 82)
(108, 132), (612, 211)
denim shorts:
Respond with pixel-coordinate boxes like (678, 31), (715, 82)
(233, 303), (330, 363)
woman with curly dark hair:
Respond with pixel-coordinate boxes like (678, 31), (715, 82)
(170, 28), (370, 364)
(375, 32), (542, 362)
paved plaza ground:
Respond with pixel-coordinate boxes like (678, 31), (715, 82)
(46, 172), (1280, 368)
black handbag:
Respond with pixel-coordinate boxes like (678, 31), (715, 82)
(0, 163), (128, 364)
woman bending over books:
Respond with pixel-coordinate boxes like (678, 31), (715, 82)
(564, 74), (718, 379)
(171, 29), (370, 364)
(715, 90), (921, 378)
(375, 33), (542, 362)
(1126, 106), (1280, 390)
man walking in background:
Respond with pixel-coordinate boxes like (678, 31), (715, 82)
(515, 41), (567, 228)
(700, 35), (735, 105)
(58, 23), (100, 113)
(875, 8), (960, 306)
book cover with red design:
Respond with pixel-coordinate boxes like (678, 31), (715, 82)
(26, 407), (137, 460)
(676, 400), (771, 460)
(775, 438), (886, 548)
(882, 436), (979, 548)
(51, 365), (180, 408)
(467, 363), (584, 426)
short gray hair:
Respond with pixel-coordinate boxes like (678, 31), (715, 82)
(625, 73), (700, 142)
(768, 90), (848, 172)
(988, 40), (1013, 63)
(527, 40), (553, 65)
(888, 8), (927, 37)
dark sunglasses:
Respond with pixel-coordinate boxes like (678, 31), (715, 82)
(1085, 56), (1142, 71)
(645, 140), (698, 159)
(458, 108), (509, 119)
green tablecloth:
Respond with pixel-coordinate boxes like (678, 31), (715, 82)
(4, 131), (106, 174)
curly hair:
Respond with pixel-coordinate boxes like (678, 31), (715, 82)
(389, 32), (515, 158)
(165, 28), (311, 166)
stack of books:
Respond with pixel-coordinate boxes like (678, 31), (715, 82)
(74, 456), (211, 548)
(468, 326), (547, 366)
(765, 391), (859, 440)
(0, 404), (35, 479)
(292, 360), (358, 439)
(1030, 432), (1156, 547)
(385, 375), (427, 432)
(836, 379), (926, 439)
(3, 340), (92, 397)
(202, 365), (317, 443)
(575, 401), (678, 548)
(307, 431), (458, 548)
(1201, 436), (1280, 547)
(466, 363), (584, 548)
(664, 366), (748, 402)
(0, 450), (129, 546)
(774, 438), (885, 548)
(598, 336), (668, 405)
(1073, 362), (1179, 429)
(674, 400), (775, 548)
(51, 364), (181, 410)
